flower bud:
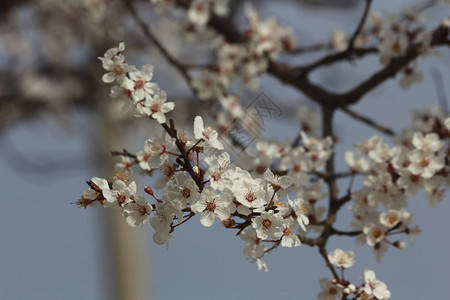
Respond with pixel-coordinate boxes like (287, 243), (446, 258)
(144, 186), (154, 196)
(393, 240), (406, 250)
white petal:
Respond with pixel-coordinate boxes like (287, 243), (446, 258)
(200, 211), (215, 227)
(102, 72), (116, 83)
(193, 116), (204, 139)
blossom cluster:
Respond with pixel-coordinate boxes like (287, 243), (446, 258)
(192, 4), (297, 100)
(78, 36), (449, 298)
(319, 249), (391, 300)
(79, 117), (312, 270)
(150, 0), (230, 29)
(329, 10), (450, 89)
(146, 3), (300, 152)
(98, 42), (175, 123)
(346, 108), (450, 261)
(79, 43), (320, 270)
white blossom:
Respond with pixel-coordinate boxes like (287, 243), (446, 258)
(123, 194), (152, 227)
(361, 269), (391, 299)
(193, 116), (224, 150)
(328, 249), (355, 269)
(103, 180), (136, 210)
(317, 278), (343, 300)
(150, 203), (176, 247)
(133, 90), (175, 123)
(191, 187), (232, 227)
(251, 211), (284, 240)
(280, 217), (301, 247)
(147, 131), (177, 169)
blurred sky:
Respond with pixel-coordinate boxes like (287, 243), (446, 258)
(1, 0), (450, 299)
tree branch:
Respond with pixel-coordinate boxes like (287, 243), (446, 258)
(347, 0), (372, 53)
(318, 245), (340, 280)
(121, 0), (192, 87)
(341, 25), (450, 107)
(205, 9), (449, 109)
(340, 107), (396, 136)
(430, 67), (449, 114)
(297, 47), (378, 73)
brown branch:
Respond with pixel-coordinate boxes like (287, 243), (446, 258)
(330, 227), (361, 237)
(111, 149), (138, 160)
(121, 0), (192, 86)
(340, 107), (396, 136)
(318, 245), (340, 280)
(263, 240), (281, 254)
(430, 67), (449, 114)
(161, 122), (204, 190)
(287, 43), (329, 54)
(336, 194), (352, 208)
(321, 105), (339, 204)
(297, 235), (320, 247)
(341, 25), (450, 107)
(205, 9), (449, 110)
(410, 0), (440, 14)
(347, 0), (372, 53)
(171, 212), (195, 229)
(298, 47), (378, 73)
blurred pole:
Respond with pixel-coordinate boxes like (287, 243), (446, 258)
(97, 100), (152, 300)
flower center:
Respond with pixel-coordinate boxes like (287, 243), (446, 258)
(150, 102), (160, 113)
(392, 40), (402, 54)
(196, 2), (206, 13)
(162, 165), (176, 177)
(410, 174), (420, 183)
(282, 227), (292, 235)
(211, 172), (221, 182)
(262, 218), (272, 229)
(388, 214), (398, 225)
(421, 158), (430, 167)
(206, 201), (216, 212)
(134, 79), (145, 90)
(362, 195), (368, 204)
(143, 153), (151, 161)
(245, 191), (256, 203)
(181, 187), (191, 198)
(372, 229), (382, 239)
(116, 193), (127, 206)
(113, 65), (123, 75)
(152, 144), (166, 154)
(376, 185), (387, 194)
(202, 131), (210, 140)
(123, 89), (132, 98)
(138, 206), (148, 216)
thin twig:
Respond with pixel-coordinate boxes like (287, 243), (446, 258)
(161, 122), (204, 190)
(318, 246), (340, 281)
(340, 107), (396, 136)
(430, 67), (449, 114)
(263, 240), (281, 254)
(171, 212), (195, 229)
(111, 149), (138, 160)
(410, 0), (440, 14)
(298, 47), (378, 73)
(121, 0), (192, 86)
(347, 0), (373, 53)
(347, 173), (355, 195)
(287, 43), (329, 54)
(330, 227), (361, 237)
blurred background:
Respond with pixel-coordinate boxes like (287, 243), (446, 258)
(0, 0), (449, 299)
